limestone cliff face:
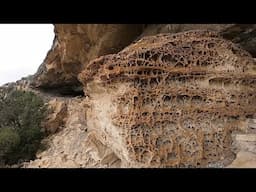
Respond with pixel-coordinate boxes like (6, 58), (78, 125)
(2, 24), (255, 168)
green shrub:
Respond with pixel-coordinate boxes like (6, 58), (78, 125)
(0, 128), (20, 158)
(0, 90), (47, 165)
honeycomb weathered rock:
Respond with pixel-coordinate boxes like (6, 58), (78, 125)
(79, 30), (256, 167)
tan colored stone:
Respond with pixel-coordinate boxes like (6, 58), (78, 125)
(25, 98), (121, 168)
(79, 30), (256, 168)
(42, 99), (68, 135)
(236, 134), (256, 142)
(24, 26), (256, 168)
(227, 151), (256, 168)
(32, 24), (144, 90)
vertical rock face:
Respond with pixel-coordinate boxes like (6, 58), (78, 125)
(32, 24), (144, 92)
(79, 30), (256, 167)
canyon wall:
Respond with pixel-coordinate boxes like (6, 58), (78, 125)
(3, 24), (256, 168)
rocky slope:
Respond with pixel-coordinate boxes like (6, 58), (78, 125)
(2, 24), (256, 168)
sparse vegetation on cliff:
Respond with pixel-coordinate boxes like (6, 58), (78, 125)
(0, 90), (47, 165)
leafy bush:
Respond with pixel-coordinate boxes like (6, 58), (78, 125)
(0, 90), (47, 165)
(0, 128), (20, 158)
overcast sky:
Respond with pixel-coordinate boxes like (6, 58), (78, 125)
(0, 24), (54, 86)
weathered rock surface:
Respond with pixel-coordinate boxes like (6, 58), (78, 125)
(140, 24), (234, 37)
(1, 24), (256, 168)
(79, 30), (256, 167)
(228, 119), (256, 168)
(227, 151), (256, 168)
(32, 24), (144, 93)
(24, 98), (121, 168)
(31, 24), (256, 94)
(42, 98), (68, 135)
(142, 24), (256, 57)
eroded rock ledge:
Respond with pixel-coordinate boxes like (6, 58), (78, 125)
(31, 24), (256, 95)
(31, 24), (144, 93)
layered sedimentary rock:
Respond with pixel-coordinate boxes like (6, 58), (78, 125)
(32, 24), (256, 95)
(79, 30), (256, 167)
